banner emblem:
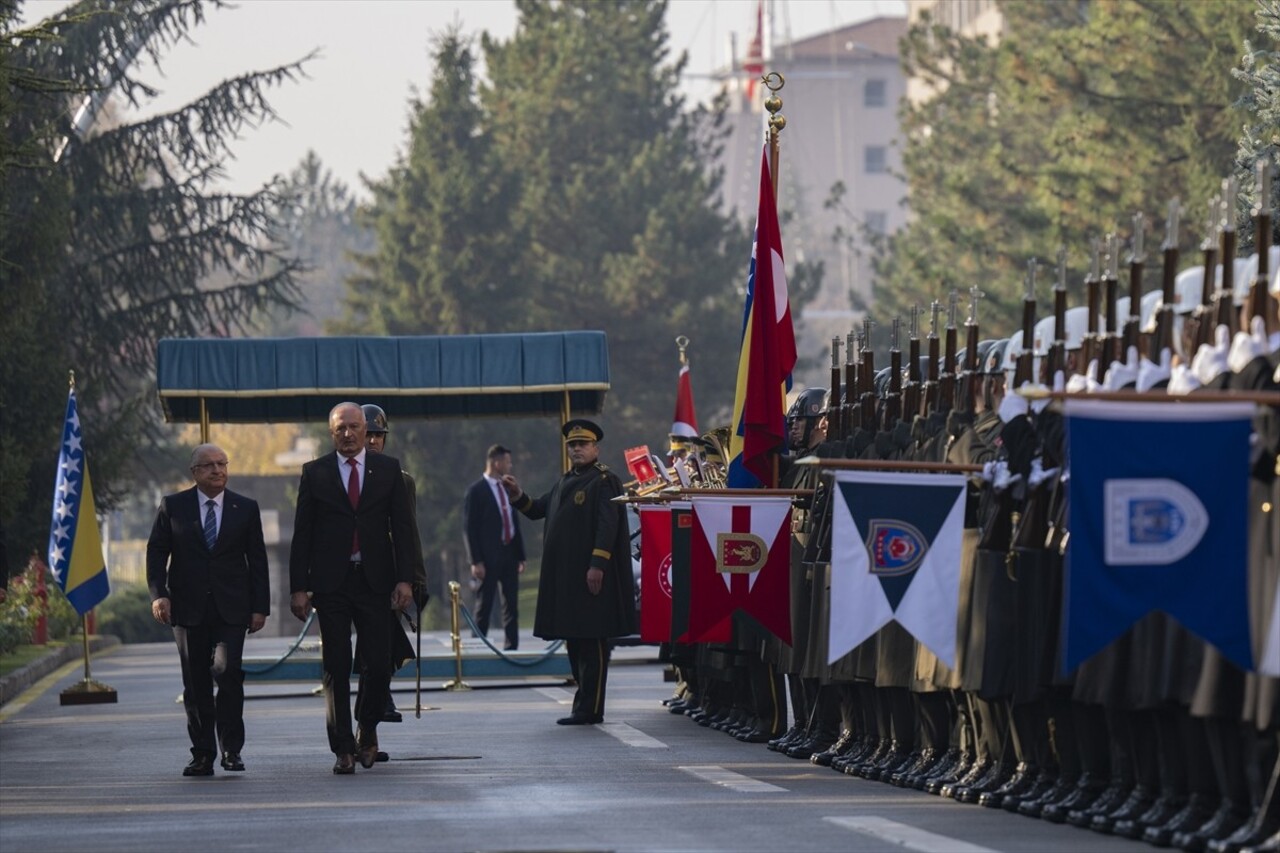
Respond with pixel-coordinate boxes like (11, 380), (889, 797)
(717, 532), (766, 574)
(658, 553), (673, 598)
(867, 520), (927, 576)
(1104, 478), (1208, 565)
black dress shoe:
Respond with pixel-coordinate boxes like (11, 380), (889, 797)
(375, 751), (390, 763)
(556, 713), (603, 725)
(1172, 802), (1253, 853)
(1144, 793), (1219, 847)
(219, 752), (245, 772)
(357, 743), (379, 769)
(1242, 827), (1280, 853)
(183, 754), (214, 777)
(333, 753), (356, 775)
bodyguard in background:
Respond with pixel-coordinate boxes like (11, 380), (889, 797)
(463, 444), (526, 650)
(146, 443), (270, 777)
(289, 402), (416, 775)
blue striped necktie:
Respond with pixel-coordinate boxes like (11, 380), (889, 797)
(203, 499), (217, 550)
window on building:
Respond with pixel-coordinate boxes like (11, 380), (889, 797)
(864, 146), (887, 174)
(864, 211), (888, 235)
(864, 79), (887, 108)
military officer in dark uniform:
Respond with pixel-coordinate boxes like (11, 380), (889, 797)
(504, 419), (636, 725)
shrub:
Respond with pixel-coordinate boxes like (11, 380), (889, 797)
(96, 582), (172, 644)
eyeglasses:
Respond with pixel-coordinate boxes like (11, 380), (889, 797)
(192, 460), (229, 471)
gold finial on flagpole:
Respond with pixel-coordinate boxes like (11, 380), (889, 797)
(763, 71), (785, 197)
(676, 335), (690, 367)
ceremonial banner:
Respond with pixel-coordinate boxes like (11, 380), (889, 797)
(1064, 400), (1254, 672)
(47, 384), (109, 615)
(727, 148), (796, 488)
(669, 503), (693, 643)
(828, 471), (967, 666)
(671, 362), (698, 439)
(688, 496), (791, 644)
(638, 505), (673, 643)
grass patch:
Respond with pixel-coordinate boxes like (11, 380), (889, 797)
(0, 641), (70, 678)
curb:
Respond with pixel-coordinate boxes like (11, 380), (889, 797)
(0, 635), (121, 707)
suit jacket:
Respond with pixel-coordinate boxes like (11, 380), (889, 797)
(146, 487), (271, 627)
(289, 450), (415, 597)
(463, 476), (526, 571)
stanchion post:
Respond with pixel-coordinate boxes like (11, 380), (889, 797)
(443, 581), (471, 691)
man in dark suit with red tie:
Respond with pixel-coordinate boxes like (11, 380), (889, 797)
(289, 402), (416, 775)
(464, 444), (526, 650)
(147, 443), (270, 777)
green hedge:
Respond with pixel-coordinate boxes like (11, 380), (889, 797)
(0, 566), (81, 656)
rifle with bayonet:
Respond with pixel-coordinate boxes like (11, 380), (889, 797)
(923, 300), (941, 415)
(1103, 233), (1121, 367)
(1249, 160), (1275, 332)
(843, 330), (858, 433)
(1122, 212), (1146, 356)
(1047, 247), (1067, 382)
(1152, 200), (1180, 361)
(938, 291), (959, 411)
(883, 318), (903, 429)
(1215, 178), (1240, 336)
(828, 336), (843, 441)
(1014, 259), (1038, 388)
(1083, 238), (1102, 370)
(859, 317), (877, 428)
(903, 305), (922, 420)
(1192, 195), (1221, 351)
(956, 286), (982, 413)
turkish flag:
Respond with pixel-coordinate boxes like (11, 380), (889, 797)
(639, 505), (673, 643)
(687, 496), (792, 644)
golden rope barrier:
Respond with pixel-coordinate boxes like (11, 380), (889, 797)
(443, 581), (471, 692)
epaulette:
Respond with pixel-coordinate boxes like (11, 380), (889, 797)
(594, 462), (610, 472)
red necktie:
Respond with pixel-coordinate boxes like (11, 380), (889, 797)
(498, 483), (513, 545)
(347, 458), (360, 555)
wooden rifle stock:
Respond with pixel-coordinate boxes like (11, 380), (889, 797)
(843, 331), (858, 432)
(884, 319), (902, 429)
(938, 293), (958, 411)
(1083, 240), (1102, 370)
(1249, 161), (1275, 332)
(903, 306), (922, 422)
(1215, 179), (1240, 336)
(828, 336), (843, 440)
(1122, 212), (1145, 356)
(1048, 251), (1067, 381)
(1153, 201), (1180, 360)
(1103, 234), (1120, 367)
(1014, 261), (1037, 388)
(859, 333), (877, 427)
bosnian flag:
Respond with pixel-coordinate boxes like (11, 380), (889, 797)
(727, 148), (797, 488)
(47, 384), (109, 615)
(687, 496), (791, 643)
(671, 363), (698, 439)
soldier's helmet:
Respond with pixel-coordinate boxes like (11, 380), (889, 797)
(1139, 289), (1164, 334)
(972, 339), (998, 372)
(362, 404), (389, 435)
(874, 366), (893, 398)
(786, 387), (827, 451)
(982, 338), (1009, 376)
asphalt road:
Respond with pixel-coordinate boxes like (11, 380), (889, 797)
(0, 637), (1148, 853)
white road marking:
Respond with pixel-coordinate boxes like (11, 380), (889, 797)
(534, 687), (574, 705)
(679, 765), (787, 793)
(824, 817), (999, 853)
(596, 722), (668, 748)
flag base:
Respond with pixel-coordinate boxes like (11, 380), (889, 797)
(60, 678), (118, 706)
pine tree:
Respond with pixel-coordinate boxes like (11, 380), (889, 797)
(1, 0), (307, 562)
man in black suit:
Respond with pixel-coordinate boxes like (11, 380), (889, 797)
(464, 444), (526, 650)
(147, 443), (270, 777)
(289, 402), (416, 775)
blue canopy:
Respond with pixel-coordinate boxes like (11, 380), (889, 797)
(156, 332), (610, 423)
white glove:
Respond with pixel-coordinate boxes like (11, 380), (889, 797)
(1065, 372), (1091, 394)
(1086, 358), (1103, 392)
(1168, 363), (1201, 395)
(997, 387), (1029, 423)
(1104, 346), (1140, 390)
(1228, 316), (1269, 373)
(1269, 330), (1280, 353)
(1028, 457), (1060, 488)
(1192, 325), (1231, 386)
(993, 462), (1021, 493)
(1136, 348), (1172, 392)
(979, 461), (998, 483)
(1029, 373), (1059, 414)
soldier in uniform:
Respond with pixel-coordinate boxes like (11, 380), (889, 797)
(505, 419), (636, 725)
(353, 405), (428, 739)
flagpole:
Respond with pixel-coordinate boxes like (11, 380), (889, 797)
(762, 71), (786, 205)
(796, 457), (983, 474)
(59, 370), (117, 706)
(1020, 387), (1280, 405)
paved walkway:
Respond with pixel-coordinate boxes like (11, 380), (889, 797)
(0, 637), (1148, 853)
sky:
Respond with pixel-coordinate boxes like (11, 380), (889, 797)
(25, 0), (906, 197)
